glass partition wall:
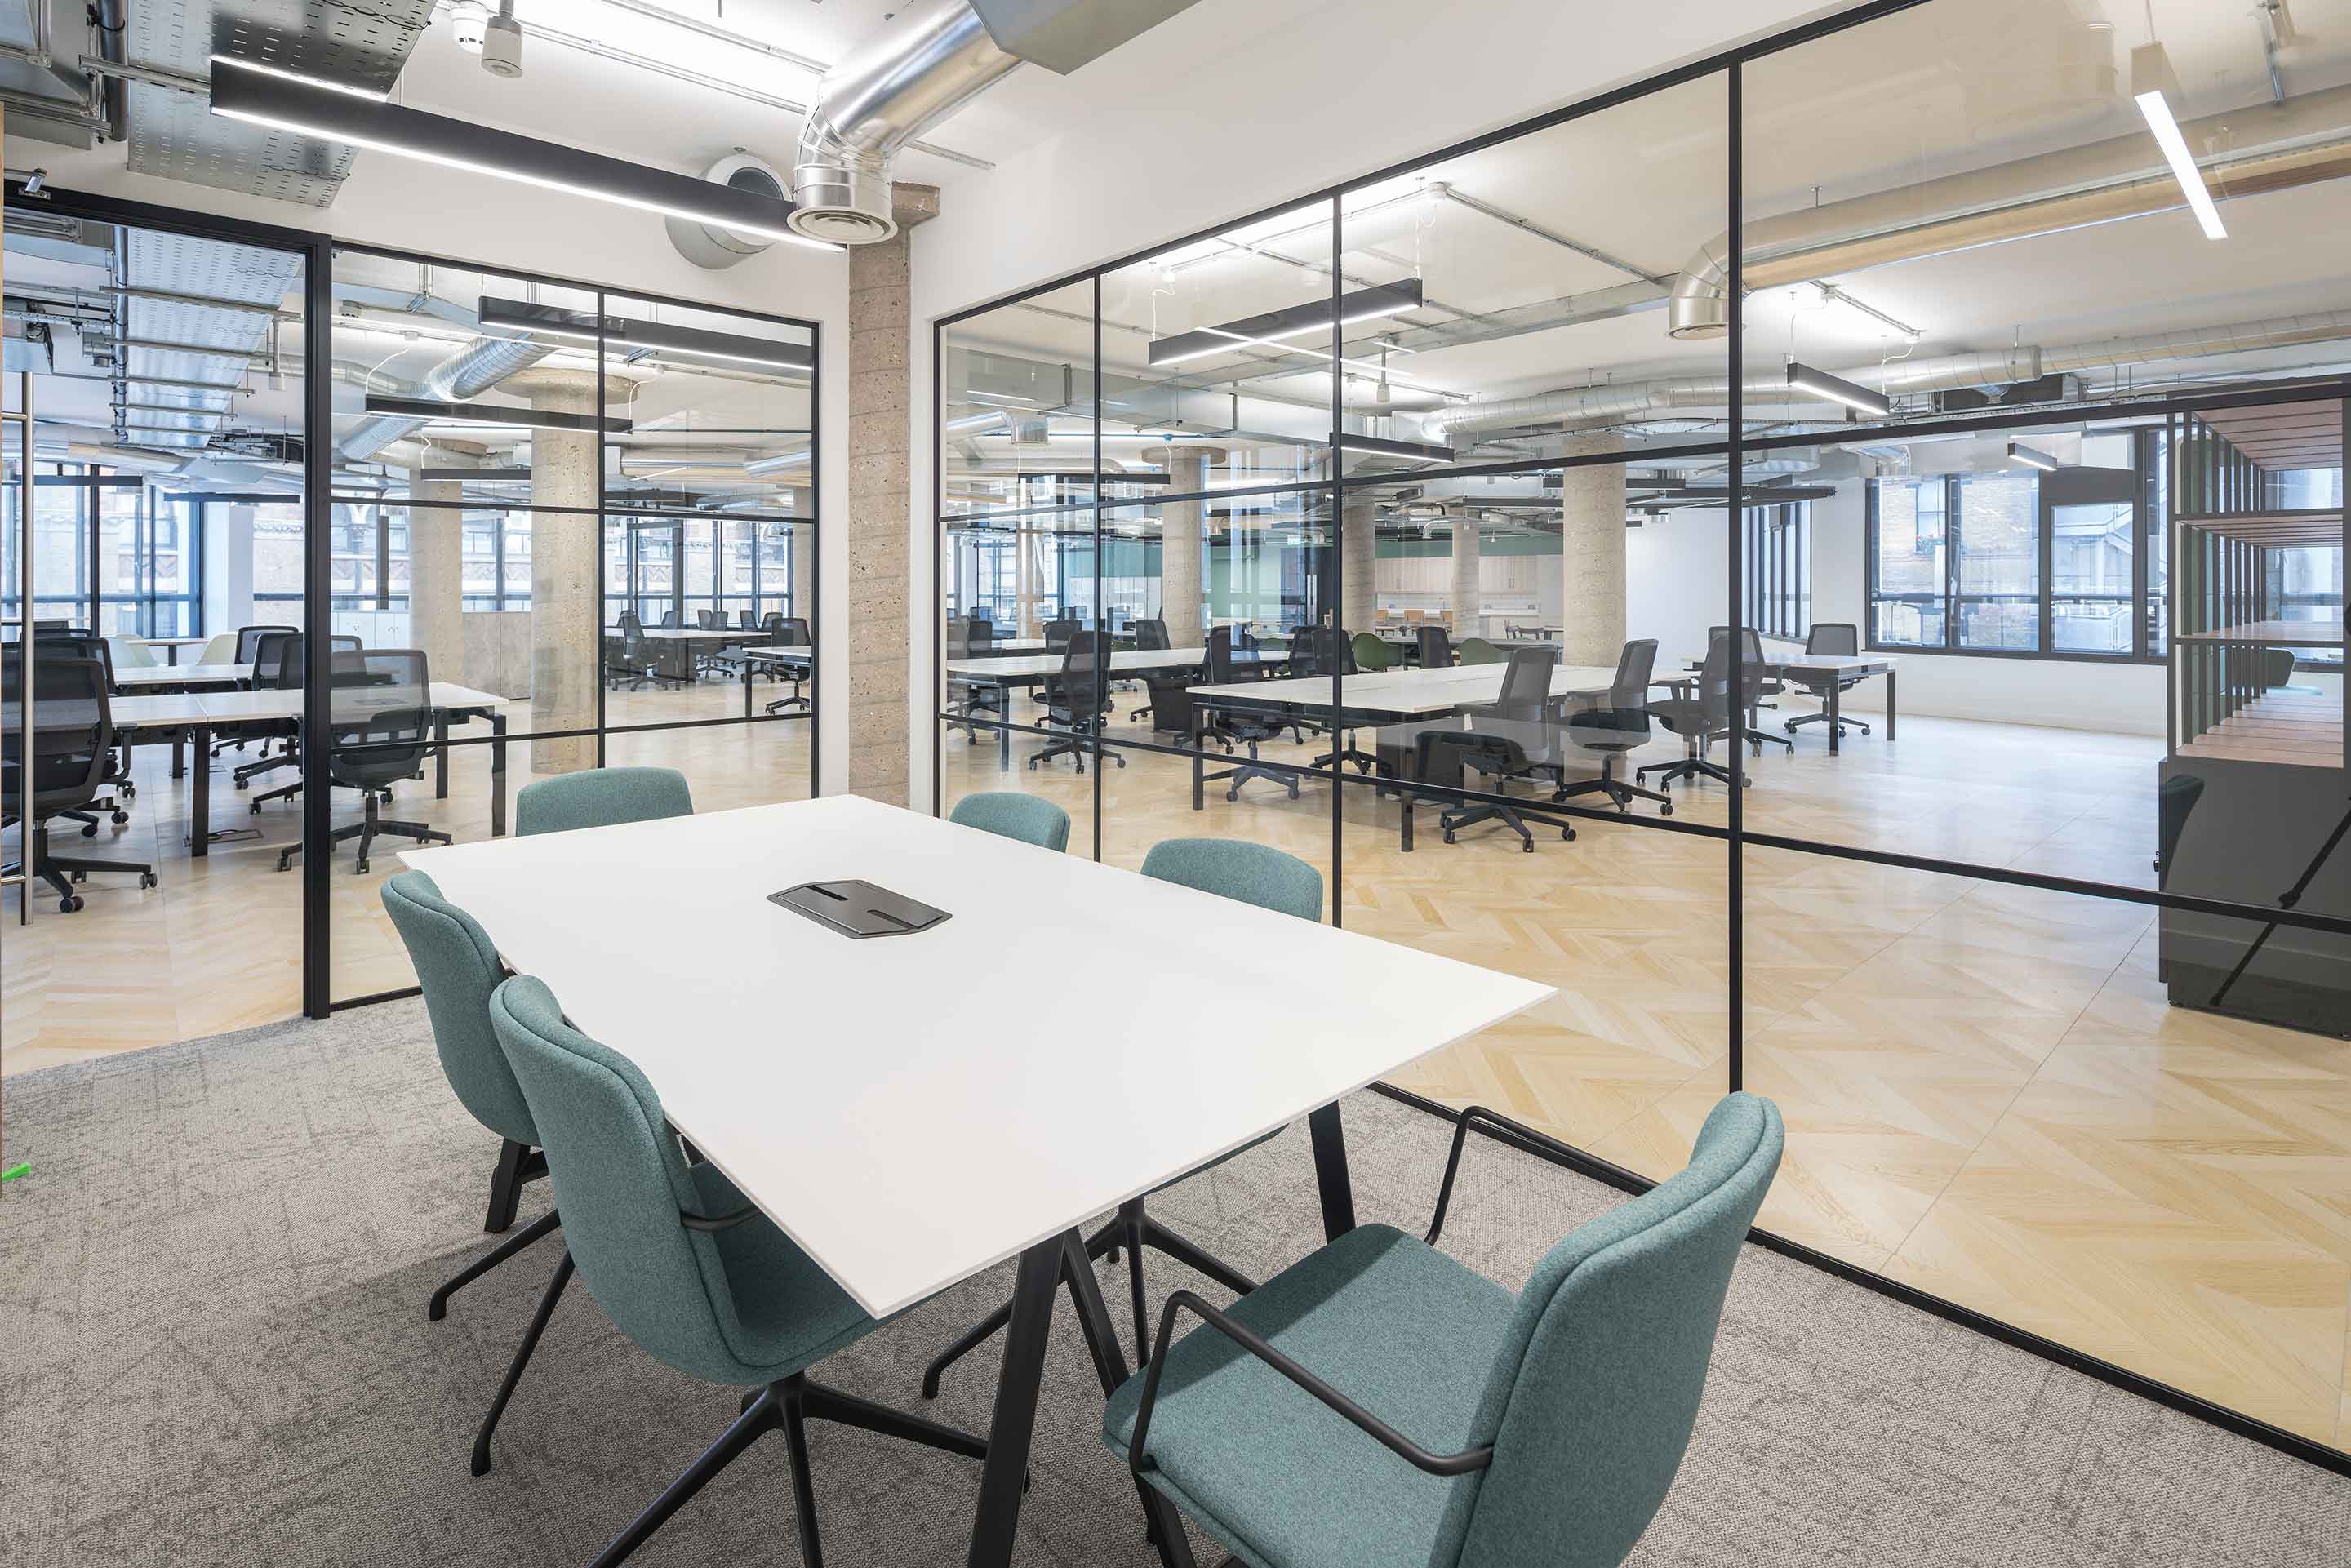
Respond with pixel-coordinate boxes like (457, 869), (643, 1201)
(933, 0), (2351, 1467)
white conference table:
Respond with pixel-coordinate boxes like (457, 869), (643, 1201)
(402, 795), (1551, 1566)
(947, 646), (1277, 769)
(1673, 649), (1899, 754)
(112, 661), (253, 691)
(134, 634), (213, 665)
(98, 681), (508, 854)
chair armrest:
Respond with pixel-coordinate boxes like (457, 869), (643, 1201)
(679, 1203), (760, 1233)
(1425, 1104), (1584, 1246)
(1127, 1289), (1495, 1483)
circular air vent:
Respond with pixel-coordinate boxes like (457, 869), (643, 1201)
(666, 152), (792, 270)
(789, 207), (898, 246)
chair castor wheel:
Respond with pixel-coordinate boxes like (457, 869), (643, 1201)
(1660, 802), (1673, 816)
(1742, 775), (1753, 788)
(71, 869), (87, 882)
(235, 779), (248, 790)
(355, 858), (370, 873)
(1443, 830), (1457, 844)
(113, 810), (129, 824)
(251, 802), (262, 815)
(1562, 826), (1576, 841)
(140, 872), (158, 890)
(60, 895), (83, 913)
(276, 851), (295, 873)
(1521, 839), (1535, 852)
(81, 821), (98, 837)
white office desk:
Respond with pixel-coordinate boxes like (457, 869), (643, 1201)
(112, 662), (252, 690)
(134, 634), (213, 664)
(944, 646), (1263, 680)
(1673, 650), (1899, 754)
(402, 795), (1550, 1565)
(1191, 661), (1620, 716)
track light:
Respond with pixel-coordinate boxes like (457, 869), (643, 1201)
(476, 297), (813, 375)
(1149, 280), (1424, 368)
(2007, 441), (2060, 472)
(2131, 43), (2226, 240)
(1784, 361), (1891, 419)
(362, 394), (633, 435)
(208, 56), (841, 251)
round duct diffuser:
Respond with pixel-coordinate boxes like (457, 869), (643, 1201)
(789, 207), (897, 246)
(667, 152), (791, 270)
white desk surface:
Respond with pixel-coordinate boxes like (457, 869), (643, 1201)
(96, 691), (216, 728)
(945, 646), (1271, 679)
(624, 627), (761, 642)
(402, 797), (1551, 1317)
(133, 635), (211, 648)
(193, 682), (507, 722)
(113, 662), (252, 688)
(1674, 651), (1895, 675)
(1193, 662), (1620, 716)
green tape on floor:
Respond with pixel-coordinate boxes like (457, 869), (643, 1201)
(0, 1162), (29, 1184)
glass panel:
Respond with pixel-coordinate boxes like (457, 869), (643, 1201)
(2051, 500), (2134, 652)
(940, 280), (1100, 526)
(603, 514), (813, 730)
(1870, 476), (1945, 647)
(1953, 473), (2039, 651)
(601, 291), (813, 524)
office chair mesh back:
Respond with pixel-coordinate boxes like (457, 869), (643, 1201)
(1806, 621), (1860, 657)
(1287, 629), (1322, 679)
(515, 766), (694, 837)
(762, 611), (791, 647)
(1416, 625), (1455, 669)
(490, 975), (771, 1384)
(328, 650), (434, 784)
(382, 870), (536, 1146)
(1043, 618), (1079, 653)
(1735, 628), (1776, 708)
(945, 617), (973, 659)
(1133, 618), (1171, 651)
(1204, 625), (1244, 683)
(1455, 1094), (1783, 1568)
(1569, 639), (1657, 744)
(967, 615), (993, 646)
(2, 652), (110, 808)
(1140, 837), (1322, 922)
(1045, 630), (1106, 722)
(696, 609), (718, 630)
(1490, 647), (1554, 720)
(234, 623), (298, 663)
(250, 631), (302, 690)
(778, 617), (811, 647)
(33, 631), (118, 695)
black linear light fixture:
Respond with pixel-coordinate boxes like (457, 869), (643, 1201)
(207, 56), (839, 252)
(476, 297), (814, 375)
(2007, 440), (2060, 472)
(1148, 279), (1424, 368)
(1784, 361), (1891, 419)
(363, 394), (633, 435)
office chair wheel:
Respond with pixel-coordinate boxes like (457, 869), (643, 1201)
(276, 850), (295, 873)
(1521, 838), (1535, 853)
(1742, 775), (1753, 788)
(71, 870), (86, 882)
(1443, 830), (1457, 844)
(1562, 825), (1575, 842)
(355, 857), (369, 873)
(60, 895), (82, 913)
(1784, 720), (1798, 734)
(80, 821), (98, 837)
(112, 809), (129, 824)
(1660, 802), (1673, 816)
(251, 802), (262, 815)
(140, 872), (158, 890)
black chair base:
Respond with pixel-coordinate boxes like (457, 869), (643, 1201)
(1434, 797), (1575, 852)
(5, 822), (157, 913)
(1552, 753), (1672, 815)
(1029, 724), (1126, 772)
(1204, 740), (1297, 802)
(277, 792), (451, 874)
(1637, 756), (1748, 790)
(430, 1206), (562, 1325)
(585, 1370), (986, 1568)
(1786, 709), (1869, 737)
(766, 692), (811, 716)
(922, 1198), (1258, 1400)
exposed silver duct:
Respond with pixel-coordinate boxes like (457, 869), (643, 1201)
(789, 0), (1204, 245)
(1419, 309), (2351, 440)
(336, 334), (557, 462)
(1669, 85), (2351, 338)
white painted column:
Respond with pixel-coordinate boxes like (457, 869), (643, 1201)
(204, 502), (256, 632)
(1341, 489), (1377, 635)
(1558, 433), (1629, 668)
(407, 459), (467, 686)
(1449, 508), (1481, 637)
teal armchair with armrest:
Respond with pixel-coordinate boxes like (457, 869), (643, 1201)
(1104, 1092), (1783, 1568)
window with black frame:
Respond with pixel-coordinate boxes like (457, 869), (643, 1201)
(1744, 500), (1810, 641)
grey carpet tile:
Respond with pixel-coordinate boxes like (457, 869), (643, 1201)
(1, 1001), (2344, 1567)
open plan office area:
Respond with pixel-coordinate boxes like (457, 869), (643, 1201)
(6, 2), (2351, 1566)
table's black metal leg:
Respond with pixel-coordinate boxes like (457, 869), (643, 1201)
(1057, 1233), (1198, 1568)
(189, 722), (211, 858)
(997, 688), (1011, 773)
(1401, 793), (1414, 852)
(1828, 679), (1841, 756)
(1190, 702), (1204, 811)
(491, 714), (509, 837)
(967, 1237), (1062, 1568)
(435, 714), (450, 798)
(1884, 669), (1896, 741)
(1307, 1103), (1355, 1242)
(171, 729), (184, 779)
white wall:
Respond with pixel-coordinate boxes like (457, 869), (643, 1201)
(902, 0), (1843, 806)
(7, 135), (854, 790)
(1625, 482), (2169, 737)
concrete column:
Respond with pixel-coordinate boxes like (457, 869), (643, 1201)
(509, 368), (624, 773)
(1449, 509), (1481, 637)
(789, 509), (814, 624)
(1557, 433), (1629, 669)
(407, 458), (468, 686)
(845, 183), (939, 806)
(1014, 519), (1038, 637)
(1341, 490), (1377, 635)
(1154, 444), (1227, 640)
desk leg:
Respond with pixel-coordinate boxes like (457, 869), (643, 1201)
(1884, 669), (1896, 742)
(1308, 1103), (1356, 1242)
(743, 660), (753, 719)
(490, 714), (509, 837)
(435, 715), (450, 799)
(1190, 702), (1204, 811)
(171, 731), (184, 780)
(967, 1237), (1063, 1568)
(997, 695), (1011, 773)
(1828, 680), (1842, 756)
(1401, 793), (1415, 853)
(189, 722), (211, 859)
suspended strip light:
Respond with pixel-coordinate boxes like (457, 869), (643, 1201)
(362, 394), (633, 435)
(2131, 43), (2227, 241)
(1148, 280), (1425, 368)
(476, 297), (814, 375)
(2007, 441), (2060, 472)
(1783, 361), (1891, 418)
(207, 57), (842, 252)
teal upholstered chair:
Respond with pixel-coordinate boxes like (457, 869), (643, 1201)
(949, 791), (1071, 851)
(1104, 1093), (1783, 1568)
(514, 766), (694, 837)
(488, 974), (985, 1564)
(924, 838), (1322, 1401)
(383, 869), (568, 1476)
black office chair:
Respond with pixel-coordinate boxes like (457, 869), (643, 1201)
(762, 617), (812, 715)
(1783, 621), (1869, 740)
(603, 611), (679, 692)
(32, 631), (135, 828)
(1734, 628), (1793, 755)
(738, 608), (758, 630)
(277, 649), (452, 874)
(2264, 646), (2326, 696)
(658, 608), (681, 629)
(1029, 630), (1124, 772)
(2, 651), (157, 911)
(1555, 639), (1673, 815)
(1407, 726), (1572, 852)
(1131, 618), (1171, 651)
(1415, 625), (1454, 669)
(1295, 628), (1382, 775)
(1042, 617), (1079, 655)
(1639, 630), (1749, 793)
(967, 615), (994, 649)
(233, 622), (299, 664)
(1198, 627), (1298, 801)
(243, 633), (362, 806)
